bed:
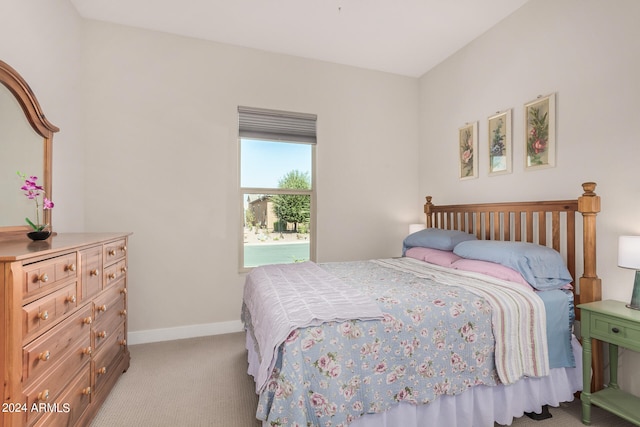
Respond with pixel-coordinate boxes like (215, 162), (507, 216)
(242, 182), (602, 427)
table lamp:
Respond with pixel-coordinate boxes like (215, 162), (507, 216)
(618, 236), (640, 310)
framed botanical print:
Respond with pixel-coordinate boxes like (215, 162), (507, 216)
(458, 121), (478, 180)
(488, 109), (512, 175)
(524, 93), (556, 170)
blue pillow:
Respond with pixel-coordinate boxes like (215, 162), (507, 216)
(453, 240), (573, 290)
(402, 228), (476, 255)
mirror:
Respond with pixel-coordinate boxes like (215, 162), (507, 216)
(0, 60), (59, 241)
(0, 85), (44, 226)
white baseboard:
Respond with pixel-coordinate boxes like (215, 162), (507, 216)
(128, 320), (244, 345)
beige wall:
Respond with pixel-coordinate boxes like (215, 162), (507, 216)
(79, 21), (420, 338)
(0, 0), (85, 232)
(418, 0), (640, 393)
(1, 2), (420, 342)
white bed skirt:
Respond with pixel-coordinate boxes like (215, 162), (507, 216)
(245, 332), (583, 427)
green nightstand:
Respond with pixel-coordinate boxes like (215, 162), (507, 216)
(579, 300), (640, 426)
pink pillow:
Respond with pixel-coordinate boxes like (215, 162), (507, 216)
(405, 247), (462, 267)
(451, 258), (534, 292)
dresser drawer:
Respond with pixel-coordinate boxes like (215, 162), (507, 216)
(23, 305), (92, 385)
(23, 254), (78, 301)
(80, 246), (103, 301)
(24, 354), (90, 425)
(104, 239), (127, 266)
(104, 260), (127, 289)
(22, 283), (79, 341)
(93, 309), (126, 353)
(92, 324), (126, 394)
(590, 312), (640, 349)
(30, 367), (91, 427)
(93, 283), (127, 328)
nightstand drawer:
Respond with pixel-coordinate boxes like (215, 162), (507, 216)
(590, 313), (640, 350)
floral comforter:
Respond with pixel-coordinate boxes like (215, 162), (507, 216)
(244, 259), (549, 427)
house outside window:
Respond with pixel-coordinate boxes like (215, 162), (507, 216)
(238, 107), (316, 270)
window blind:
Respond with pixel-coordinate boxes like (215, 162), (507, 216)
(238, 106), (317, 144)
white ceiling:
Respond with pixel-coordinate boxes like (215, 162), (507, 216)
(69, 0), (529, 77)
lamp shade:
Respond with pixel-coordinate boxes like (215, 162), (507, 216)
(618, 236), (640, 269)
(409, 223), (427, 234)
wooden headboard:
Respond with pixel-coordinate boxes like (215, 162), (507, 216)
(423, 182), (602, 388)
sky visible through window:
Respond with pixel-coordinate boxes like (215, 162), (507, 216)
(241, 138), (312, 189)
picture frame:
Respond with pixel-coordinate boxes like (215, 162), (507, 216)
(524, 93), (556, 170)
(458, 121), (478, 180)
(487, 109), (512, 176)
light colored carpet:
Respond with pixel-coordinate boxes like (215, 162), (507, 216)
(91, 333), (260, 427)
(91, 332), (636, 427)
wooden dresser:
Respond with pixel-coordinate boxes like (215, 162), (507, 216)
(0, 233), (131, 427)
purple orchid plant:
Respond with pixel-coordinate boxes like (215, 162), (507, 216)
(17, 171), (54, 231)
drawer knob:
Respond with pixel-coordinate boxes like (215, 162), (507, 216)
(38, 389), (50, 401)
(66, 295), (77, 304)
(82, 346), (92, 356)
(119, 309), (127, 316)
(119, 339), (127, 346)
(120, 288), (128, 295)
(65, 263), (77, 272)
(120, 245), (127, 253)
(97, 304), (107, 312)
(97, 366), (107, 375)
(90, 269), (99, 277)
(38, 273), (49, 283)
(38, 351), (50, 361)
(38, 311), (49, 321)
(83, 316), (93, 325)
(612, 327), (621, 333)
(82, 387), (91, 396)
(120, 266), (128, 273)
(108, 273), (116, 280)
(108, 249), (116, 256)
(97, 330), (107, 339)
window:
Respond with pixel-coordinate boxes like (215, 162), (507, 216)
(238, 106), (316, 269)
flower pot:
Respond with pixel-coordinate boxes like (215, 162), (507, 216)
(27, 230), (51, 241)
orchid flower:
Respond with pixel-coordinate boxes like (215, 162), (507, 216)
(17, 171), (54, 231)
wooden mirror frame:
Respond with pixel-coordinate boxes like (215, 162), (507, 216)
(0, 60), (59, 241)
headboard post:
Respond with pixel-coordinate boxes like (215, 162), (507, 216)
(424, 196), (434, 228)
(577, 182), (602, 307)
(577, 182), (603, 392)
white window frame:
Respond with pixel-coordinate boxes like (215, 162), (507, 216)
(238, 107), (317, 271)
